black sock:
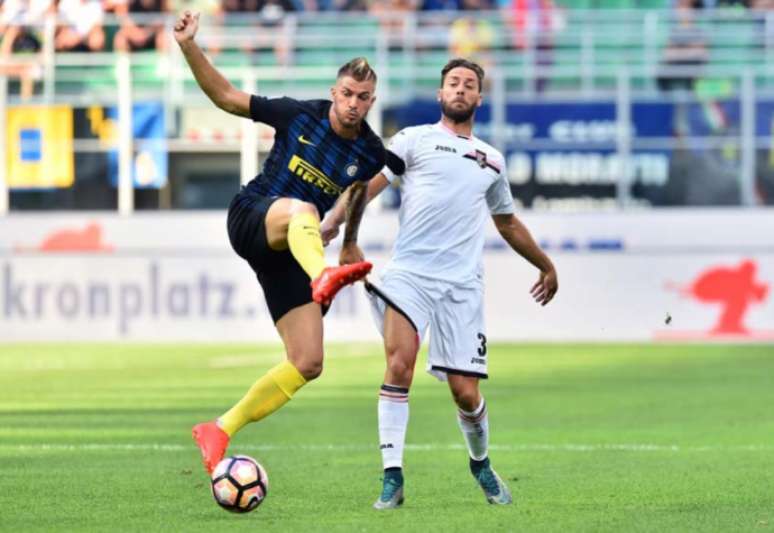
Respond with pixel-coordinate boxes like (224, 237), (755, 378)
(384, 466), (403, 480)
(469, 456), (490, 473)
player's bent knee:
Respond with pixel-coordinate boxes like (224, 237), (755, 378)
(385, 336), (417, 361)
(294, 359), (323, 381)
(286, 346), (324, 381)
(450, 386), (479, 412)
(385, 340), (416, 374)
(386, 355), (414, 383)
(287, 199), (319, 217)
(266, 198), (317, 222)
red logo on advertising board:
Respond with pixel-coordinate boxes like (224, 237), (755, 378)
(15, 222), (113, 253)
(685, 260), (768, 334)
(659, 259), (773, 341)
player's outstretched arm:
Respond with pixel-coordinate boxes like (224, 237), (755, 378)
(174, 11), (251, 118)
(492, 213), (558, 306)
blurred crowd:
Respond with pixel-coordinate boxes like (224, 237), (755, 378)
(1, 0), (170, 56)
(2, 0), (771, 58)
(0, 0), (551, 55)
(0, 0), (563, 95)
(656, 0), (773, 92)
(1, 0), (773, 98)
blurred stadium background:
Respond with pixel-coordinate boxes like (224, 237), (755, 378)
(1, 0), (773, 341)
(1, 0), (774, 530)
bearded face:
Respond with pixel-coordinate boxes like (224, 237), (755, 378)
(440, 96), (478, 123)
(438, 66), (482, 124)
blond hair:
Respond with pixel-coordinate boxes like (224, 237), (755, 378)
(337, 57), (377, 84)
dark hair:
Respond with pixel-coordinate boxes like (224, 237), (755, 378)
(440, 58), (485, 92)
(337, 57), (377, 84)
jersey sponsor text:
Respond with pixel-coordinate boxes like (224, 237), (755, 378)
(288, 155), (343, 195)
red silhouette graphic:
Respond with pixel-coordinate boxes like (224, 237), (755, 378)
(16, 222), (113, 253)
(683, 260), (768, 335)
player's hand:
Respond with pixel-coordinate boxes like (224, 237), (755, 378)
(320, 218), (341, 247)
(530, 268), (558, 306)
(173, 11), (199, 44)
(339, 242), (364, 265)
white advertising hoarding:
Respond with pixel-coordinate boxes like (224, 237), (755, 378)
(0, 210), (772, 342)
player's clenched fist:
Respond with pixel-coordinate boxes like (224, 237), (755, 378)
(174, 11), (199, 44)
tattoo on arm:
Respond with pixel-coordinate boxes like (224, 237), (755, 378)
(343, 182), (367, 244)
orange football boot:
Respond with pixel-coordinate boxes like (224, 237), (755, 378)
(311, 261), (373, 306)
(192, 421), (230, 475)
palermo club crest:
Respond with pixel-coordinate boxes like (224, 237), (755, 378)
(463, 149), (500, 173)
(474, 149), (487, 169)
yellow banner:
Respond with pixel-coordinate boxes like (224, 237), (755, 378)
(6, 106), (74, 189)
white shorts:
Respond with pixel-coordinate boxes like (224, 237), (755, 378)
(366, 269), (488, 382)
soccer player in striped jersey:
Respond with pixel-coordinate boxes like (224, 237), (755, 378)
(173, 11), (404, 475)
(323, 58), (558, 508)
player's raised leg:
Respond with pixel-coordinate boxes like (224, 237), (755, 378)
(266, 198), (372, 306)
(374, 307), (419, 510)
(193, 303), (322, 474)
(447, 375), (512, 505)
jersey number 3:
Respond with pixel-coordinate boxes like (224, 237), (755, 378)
(477, 333), (487, 356)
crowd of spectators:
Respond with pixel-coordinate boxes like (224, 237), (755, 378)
(0, 0), (570, 57)
(2, 0), (768, 59)
(0, 0), (174, 54)
(1, 0), (772, 98)
(0, 0), (557, 96)
(656, 0), (773, 92)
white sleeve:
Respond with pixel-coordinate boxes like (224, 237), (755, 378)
(381, 128), (413, 183)
(486, 171), (515, 215)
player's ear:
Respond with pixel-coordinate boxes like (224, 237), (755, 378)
(330, 85), (336, 99)
(436, 88), (442, 102)
(476, 93), (483, 107)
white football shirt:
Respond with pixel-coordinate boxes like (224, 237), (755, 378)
(380, 122), (515, 284)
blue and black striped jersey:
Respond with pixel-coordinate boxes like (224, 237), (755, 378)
(244, 95), (400, 216)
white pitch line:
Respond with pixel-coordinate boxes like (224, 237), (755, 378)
(1, 443), (773, 453)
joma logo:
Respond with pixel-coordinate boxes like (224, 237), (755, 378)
(435, 145), (457, 153)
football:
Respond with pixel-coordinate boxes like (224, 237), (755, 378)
(210, 455), (269, 513)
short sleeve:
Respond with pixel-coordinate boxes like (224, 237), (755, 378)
(249, 95), (304, 131)
(381, 128), (413, 183)
(486, 172), (515, 215)
(356, 131), (389, 182)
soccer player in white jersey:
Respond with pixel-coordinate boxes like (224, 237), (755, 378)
(322, 58), (558, 509)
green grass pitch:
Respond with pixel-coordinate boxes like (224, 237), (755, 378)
(1, 343), (773, 532)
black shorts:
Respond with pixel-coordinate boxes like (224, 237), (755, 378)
(227, 190), (324, 323)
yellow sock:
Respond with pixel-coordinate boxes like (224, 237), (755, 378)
(287, 212), (327, 279)
(218, 360), (307, 437)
